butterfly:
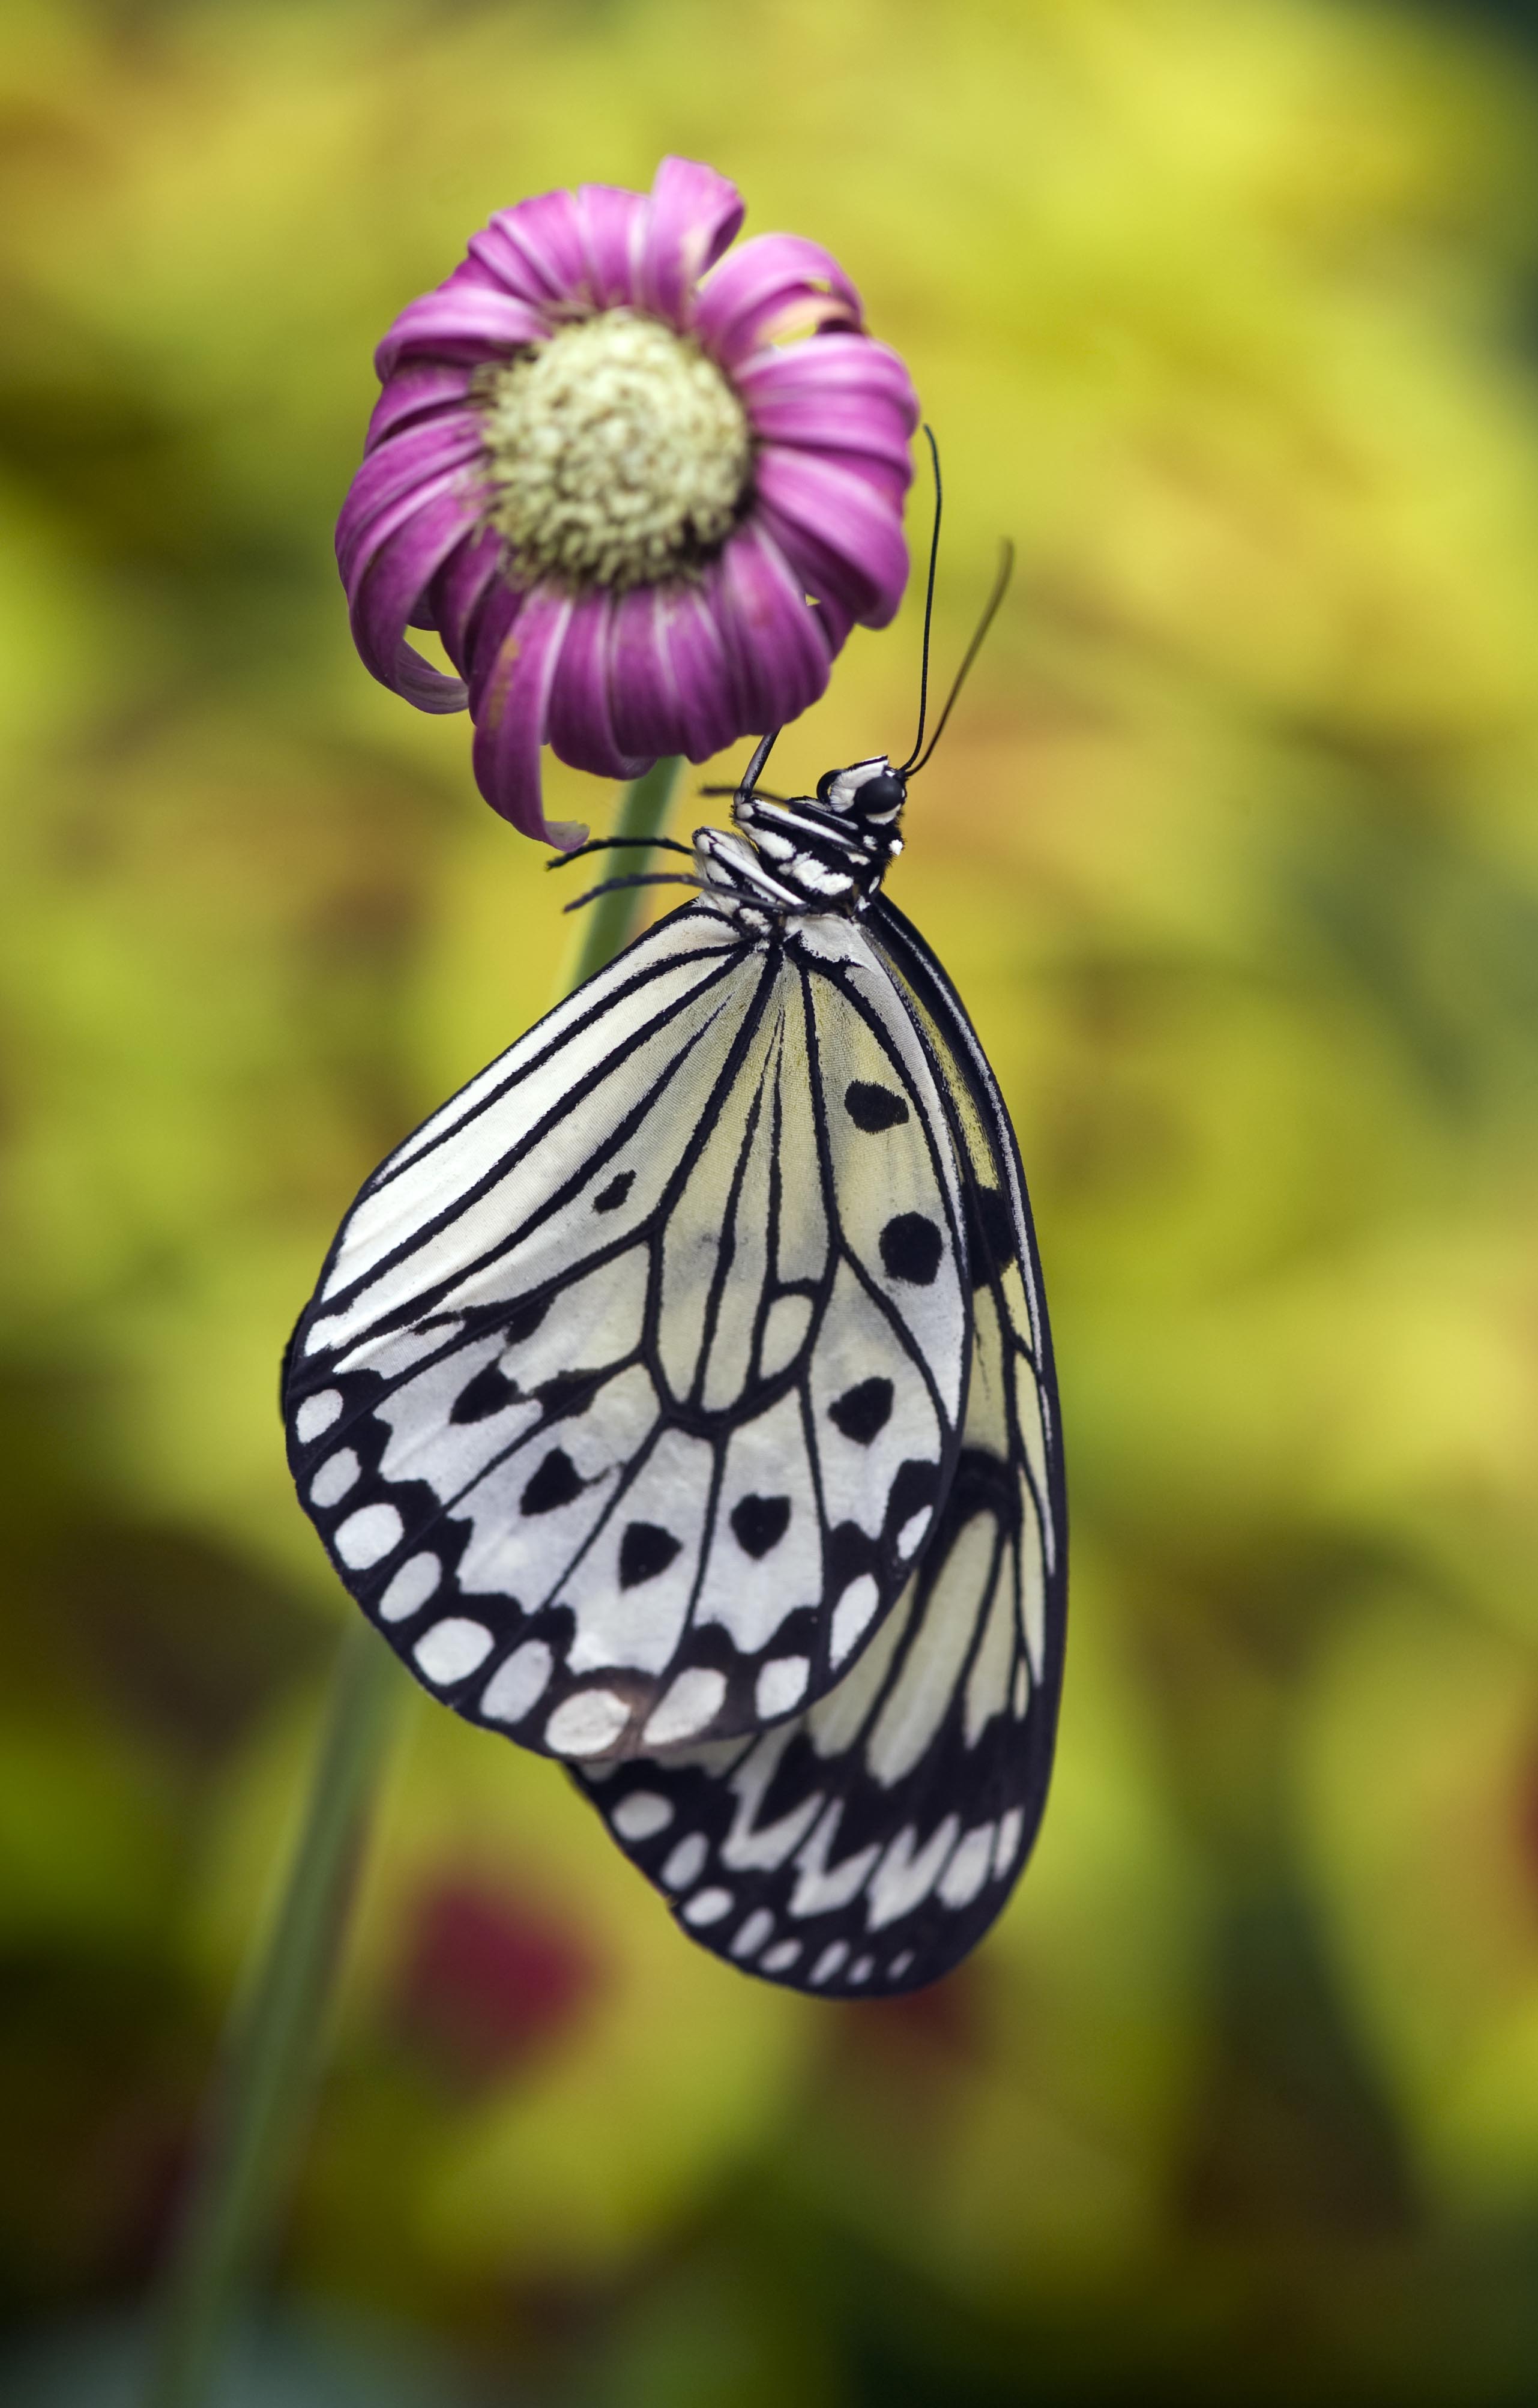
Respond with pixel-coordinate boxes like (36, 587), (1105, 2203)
(283, 567), (1067, 1999)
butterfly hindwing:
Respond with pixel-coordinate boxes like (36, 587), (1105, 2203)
(283, 902), (971, 1762)
(578, 895), (1068, 1996)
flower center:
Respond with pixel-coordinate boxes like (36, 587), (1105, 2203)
(478, 310), (753, 591)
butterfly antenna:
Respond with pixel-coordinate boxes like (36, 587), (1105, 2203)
(894, 426), (944, 778)
(906, 538), (1015, 778)
(561, 872), (705, 916)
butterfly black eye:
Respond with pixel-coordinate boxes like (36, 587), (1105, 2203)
(852, 770), (906, 819)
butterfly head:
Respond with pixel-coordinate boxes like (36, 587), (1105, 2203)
(815, 756), (908, 827)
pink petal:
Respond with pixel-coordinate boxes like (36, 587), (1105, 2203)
(574, 184), (647, 310)
(336, 413), (484, 584)
(710, 524), (832, 729)
(429, 529), (505, 677)
(657, 582), (742, 760)
(465, 580), (528, 716)
(744, 395), (913, 509)
(349, 484), (478, 707)
(366, 363), (476, 450)
(546, 591), (653, 782)
(694, 234), (862, 370)
(635, 156), (745, 328)
(753, 448), (910, 629)
(470, 584), (584, 844)
(608, 586), (686, 759)
(470, 189), (589, 308)
(375, 286), (546, 379)
(735, 334), (919, 425)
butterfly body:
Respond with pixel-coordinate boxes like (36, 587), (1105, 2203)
(284, 752), (1066, 1994)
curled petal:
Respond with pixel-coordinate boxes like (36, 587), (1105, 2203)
(471, 585), (588, 846)
(753, 447), (910, 629)
(710, 523), (832, 729)
(469, 188), (591, 306)
(574, 183), (647, 310)
(336, 413), (484, 584)
(636, 156), (745, 327)
(349, 484), (480, 707)
(466, 579), (528, 717)
(695, 234), (862, 369)
(429, 529), (505, 677)
(375, 286), (546, 379)
(366, 363), (476, 451)
(546, 591), (653, 782)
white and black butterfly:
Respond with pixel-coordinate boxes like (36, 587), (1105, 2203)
(283, 591), (1067, 1999)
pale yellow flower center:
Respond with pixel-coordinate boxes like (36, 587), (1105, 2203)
(478, 309), (753, 591)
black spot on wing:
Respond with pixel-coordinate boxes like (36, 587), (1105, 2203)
(520, 1447), (583, 1515)
(620, 1522), (681, 1588)
(729, 1494), (791, 1559)
(879, 1213), (942, 1285)
(828, 1376), (894, 1444)
(594, 1171), (635, 1213)
(845, 1079), (910, 1133)
(964, 1183), (1018, 1287)
(503, 1297), (550, 1345)
(450, 1361), (520, 1423)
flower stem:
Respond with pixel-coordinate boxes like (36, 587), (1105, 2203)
(565, 754), (686, 994)
(143, 757), (684, 2408)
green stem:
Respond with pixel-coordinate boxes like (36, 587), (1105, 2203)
(143, 756), (685, 2408)
(564, 754), (684, 994)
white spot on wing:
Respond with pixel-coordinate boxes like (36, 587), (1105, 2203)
(762, 1939), (803, 1973)
(545, 1689), (630, 1757)
(481, 1640), (553, 1722)
(683, 1886), (734, 1926)
(295, 1389), (343, 1441)
(789, 1802), (880, 1918)
(310, 1450), (360, 1507)
(867, 1817), (960, 1930)
(413, 1618), (493, 1683)
(663, 1833), (708, 1890)
(378, 1553), (440, 1623)
(611, 1790), (673, 1842)
(643, 1666), (726, 1748)
(755, 1656), (809, 1718)
(829, 1575), (879, 1667)
(993, 1807), (1025, 1878)
(732, 1908), (775, 1959)
(335, 1504), (402, 1568)
(896, 1506), (932, 1558)
(938, 1823), (996, 1909)
(810, 1942), (849, 1985)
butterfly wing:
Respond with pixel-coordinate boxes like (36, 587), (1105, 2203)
(283, 902), (971, 1761)
(578, 896), (1068, 1995)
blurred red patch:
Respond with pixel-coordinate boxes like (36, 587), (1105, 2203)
(393, 1877), (605, 2087)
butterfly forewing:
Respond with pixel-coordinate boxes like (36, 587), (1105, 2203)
(578, 894), (1067, 1996)
(283, 901), (970, 1765)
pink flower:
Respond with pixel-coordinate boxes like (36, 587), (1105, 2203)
(337, 157), (919, 847)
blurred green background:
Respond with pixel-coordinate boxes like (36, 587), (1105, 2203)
(5, 0), (1538, 2398)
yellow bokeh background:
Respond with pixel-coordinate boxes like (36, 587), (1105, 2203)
(5, 0), (1538, 2398)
